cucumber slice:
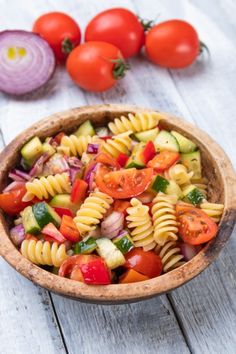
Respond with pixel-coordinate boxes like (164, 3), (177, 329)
(74, 237), (97, 254)
(171, 131), (197, 153)
(181, 151), (201, 179)
(42, 142), (56, 157)
(33, 202), (61, 228)
(125, 142), (145, 169)
(152, 175), (169, 193)
(182, 185), (204, 205)
(22, 206), (41, 234)
(113, 233), (134, 254)
(165, 180), (183, 199)
(50, 194), (80, 214)
(96, 238), (125, 269)
(21, 137), (43, 167)
(74, 120), (95, 137)
(134, 128), (159, 142)
(154, 130), (179, 152)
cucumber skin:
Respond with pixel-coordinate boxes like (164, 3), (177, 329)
(152, 175), (169, 193)
(171, 131), (197, 153)
(33, 202), (61, 228)
(22, 206), (41, 235)
(50, 194), (80, 214)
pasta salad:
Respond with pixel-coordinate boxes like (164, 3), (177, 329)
(0, 112), (224, 285)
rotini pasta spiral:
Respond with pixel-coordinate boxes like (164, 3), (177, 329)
(108, 112), (161, 135)
(23, 172), (71, 201)
(74, 189), (113, 235)
(152, 193), (178, 246)
(164, 164), (193, 186)
(155, 241), (185, 273)
(101, 131), (132, 158)
(21, 240), (68, 267)
(200, 202), (224, 223)
(60, 135), (100, 157)
(126, 198), (156, 251)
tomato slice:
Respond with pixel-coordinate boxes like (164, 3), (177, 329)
(124, 248), (162, 278)
(176, 204), (218, 245)
(0, 186), (30, 215)
(147, 151), (180, 172)
(119, 269), (150, 284)
(95, 167), (153, 199)
(95, 152), (120, 169)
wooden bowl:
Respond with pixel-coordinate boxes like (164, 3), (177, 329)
(0, 104), (235, 304)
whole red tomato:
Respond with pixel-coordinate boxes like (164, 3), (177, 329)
(85, 8), (145, 58)
(33, 12), (81, 62)
(66, 41), (128, 92)
(145, 20), (200, 68)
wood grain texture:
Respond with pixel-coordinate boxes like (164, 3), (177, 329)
(0, 0), (236, 353)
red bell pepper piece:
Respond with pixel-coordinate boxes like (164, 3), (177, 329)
(42, 223), (66, 243)
(71, 179), (88, 203)
(100, 136), (112, 141)
(54, 132), (65, 144)
(80, 258), (111, 285)
(142, 141), (156, 164)
(53, 207), (74, 218)
(116, 153), (129, 167)
(113, 200), (131, 216)
(0, 186), (31, 215)
(60, 215), (81, 242)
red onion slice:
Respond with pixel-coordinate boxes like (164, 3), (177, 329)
(9, 169), (31, 181)
(87, 143), (99, 154)
(67, 157), (83, 169)
(0, 30), (56, 95)
(101, 211), (124, 239)
(3, 181), (25, 193)
(42, 153), (69, 176)
(29, 152), (50, 177)
(180, 243), (199, 261)
(10, 224), (25, 246)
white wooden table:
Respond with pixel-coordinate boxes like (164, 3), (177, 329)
(0, 0), (236, 353)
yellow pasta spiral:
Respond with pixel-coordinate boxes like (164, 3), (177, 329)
(108, 112), (161, 135)
(101, 131), (132, 158)
(200, 202), (224, 223)
(24, 172), (71, 201)
(152, 193), (178, 246)
(126, 198), (156, 251)
(60, 135), (100, 157)
(164, 164), (193, 186)
(21, 240), (68, 267)
(155, 241), (185, 273)
(74, 189), (113, 236)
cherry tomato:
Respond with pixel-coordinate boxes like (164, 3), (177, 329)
(145, 20), (200, 68)
(95, 167), (153, 199)
(0, 186), (30, 215)
(95, 152), (120, 169)
(33, 12), (81, 62)
(147, 151), (180, 171)
(85, 8), (145, 58)
(176, 204), (218, 245)
(124, 248), (162, 278)
(66, 41), (127, 92)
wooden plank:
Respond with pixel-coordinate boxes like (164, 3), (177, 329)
(52, 294), (190, 354)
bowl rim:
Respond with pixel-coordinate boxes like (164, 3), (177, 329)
(0, 104), (236, 304)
